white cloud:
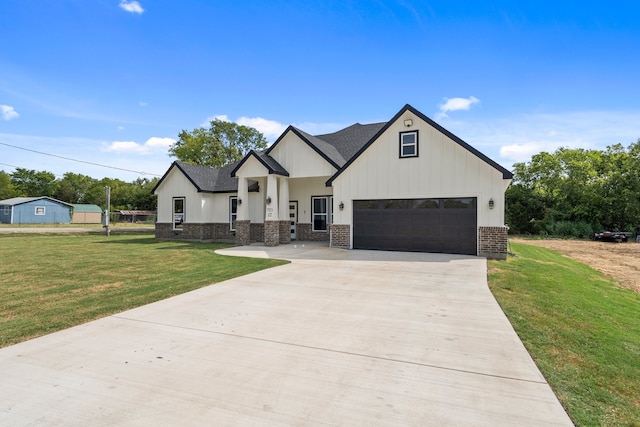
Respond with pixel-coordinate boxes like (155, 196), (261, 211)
(117, 126), (125, 131)
(436, 96), (480, 119)
(237, 116), (288, 139)
(103, 136), (176, 154)
(139, 101), (148, 107)
(105, 140), (147, 153)
(119, 1), (144, 14)
(439, 110), (640, 167)
(144, 136), (175, 148)
(1, 104), (19, 120)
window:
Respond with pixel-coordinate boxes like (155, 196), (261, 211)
(312, 196), (333, 231)
(399, 130), (418, 158)
(173, 197), (184, 230)
(3, 206), (10, 215)
(230, 197), (238, 231)
(35, 206), (46, 216)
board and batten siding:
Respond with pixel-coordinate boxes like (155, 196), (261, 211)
(331, 111), (511, 228)
(156, 167), (266, 225)
(269, 133), (338, 178)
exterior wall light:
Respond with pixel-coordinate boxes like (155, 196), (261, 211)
(489, 198), (495, 209)
(266, 196), (272, 205)
(238, 198), (242, 205)
(339, 202), (344, 210)
(404, 119), (413, 127)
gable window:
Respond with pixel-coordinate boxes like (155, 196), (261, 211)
(173, 197), (184, 230)
(35, 206), (46, 216)
(312, 196), (333, 232)
(230, 197), (238, 231)
(399, 130), (418, 158)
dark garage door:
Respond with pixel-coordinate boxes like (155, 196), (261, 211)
(353, 198), (477, 255)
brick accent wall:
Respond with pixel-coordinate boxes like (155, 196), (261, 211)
(297, 223), (330, 242)
(478, 226), (508, 260)
(279, 220), (291, 244)
(264, 220), (280, 246)
(235, 220), (251, 246)
(155, 222), (235, 242)
(330, 224), (350, 248)
(250, 223), (264, 243)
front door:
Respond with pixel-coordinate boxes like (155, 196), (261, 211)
(289, 201), (298, 240)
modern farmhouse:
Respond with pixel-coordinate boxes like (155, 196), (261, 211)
(153, 104), (512, 258)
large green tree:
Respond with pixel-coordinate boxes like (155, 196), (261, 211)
(10, 168), (58, 197)
(0, 171), (19, 199)
(169, 119), (268, 168)
(54, 172), (98, 204)
(506, 140), (640, 235)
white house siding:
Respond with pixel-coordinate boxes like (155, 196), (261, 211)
(269, 133), (337, 178)
(155, 167), (203, 223)
(331, 111), (510, 228)
(289, 177), (333, 223)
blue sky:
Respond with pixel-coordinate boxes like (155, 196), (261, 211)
(1, 1), (639, 181)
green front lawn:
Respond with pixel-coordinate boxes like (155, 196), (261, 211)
(0, 234), (286, 347)
(489, 242), (640, 426)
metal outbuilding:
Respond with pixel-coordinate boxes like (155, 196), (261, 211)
(0, 197), (73, 224)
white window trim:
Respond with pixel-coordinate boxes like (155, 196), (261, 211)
(172, 197), (185, 230)
(400, 130), (419, 158)
(34, 206), (46, 216)
(230, 197), (238, 231)
(311, 196), (333, 232)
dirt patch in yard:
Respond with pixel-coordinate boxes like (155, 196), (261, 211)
(512, 238), (640, 293)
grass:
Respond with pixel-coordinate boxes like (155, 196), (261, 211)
(489, 242), (640, 427)
(0, 233), (287, 348)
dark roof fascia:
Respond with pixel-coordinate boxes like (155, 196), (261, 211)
(266, 126), (342, 170)
(152, 161), (219, 194)
(326, 104), (513, 186)
(152, 161), (203, 193)
(13, 196), (74, 208)
(230, 150), (290, 177)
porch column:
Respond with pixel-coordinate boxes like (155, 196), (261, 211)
(235, 177), (250, 246)
(278, 177), (291, 244)
(264, 174), (280, 246)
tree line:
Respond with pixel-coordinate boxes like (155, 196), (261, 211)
(506, 140), (640, 237)
(0, 168), (158, 211)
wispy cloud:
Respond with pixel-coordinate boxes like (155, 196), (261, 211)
(441, 110), (640, 166)
(436, 96), (480, 119)
(119, 1), (144, 14)
(103, 136), (175, 154)
(1, 105), (19, 120)
(236, 117), (287, 139)
(202, 114), (343, 141)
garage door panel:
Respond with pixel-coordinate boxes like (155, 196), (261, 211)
(353, 198), (477, 255)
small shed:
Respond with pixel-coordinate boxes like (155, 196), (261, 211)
(0, 197), (73, 224)
(72, 204), (103, 224)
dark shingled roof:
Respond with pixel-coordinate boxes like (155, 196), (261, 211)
(154, 104), (512, 194)
(314, 122), (387, 162)
(231, 150), (289, 178)
(153, 161), (259, 194)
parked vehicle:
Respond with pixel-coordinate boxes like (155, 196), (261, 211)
(593, 231), (632, 242)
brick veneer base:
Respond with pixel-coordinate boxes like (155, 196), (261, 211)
(279, 220), (291, 244)
(235, 220), (251, 246)
(297, 223), (330, 242)
(478, 226), (508, 260)
(264, 221), (280, 247)
(330, 224), (350, 248)
(155, 222), (235, 242)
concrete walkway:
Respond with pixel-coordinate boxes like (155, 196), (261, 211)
(0, 243), (573, 426)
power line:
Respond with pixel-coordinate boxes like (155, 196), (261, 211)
(0, 142), (162, 177)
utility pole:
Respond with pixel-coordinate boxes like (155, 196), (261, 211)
(104, 186), (111, 237)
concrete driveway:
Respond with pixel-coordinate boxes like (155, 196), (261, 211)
(0, 243), (572, 426)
